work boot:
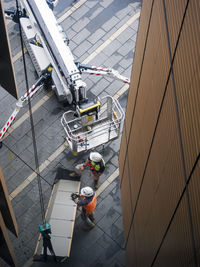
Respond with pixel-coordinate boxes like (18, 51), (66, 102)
(69, 172), (81, 178)
(94, 180), (99, 190)
(89, 214), (95, 222)
(82, 222), (95, 231)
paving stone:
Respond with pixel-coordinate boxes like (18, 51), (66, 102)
(90, 77), (110, 96)
(11, 134), (33, 155)
(98, 206), (120, 233)
(72, 4), (89, 21)
(77, 51), (90, 64)
(105, 79), (123, 95)
(118, 55), (133, 69)
(2, 134), (18, 149)
(65, 27), (77, 40)
(73, 40), (92, 58)
(87, 39), (104, 55)
(87, 5), (104, 21)
(116, 5), (132, 20)
(26, 119), (47, 139)
(72, 222), (104, 251)
(61, 16), (76, 31)
(102, 16), (119, 32)
(18, 148), (35, 169)
(5, 156), (24, 176)
(73, 28), (91, 45)
(100, 0), (114, 8)
(89, 51), (109, 66)
(99, 181), (116, 200)
(117, 27), (135, 45)
(31, 106), (50, 126)
(85, 0), (98, 9)
(117, 38), (136, 57)
(6, 164), (32, 194)
(114, 215), (124, 232)
(104, 53), (123, 69)
(10, 120), (31, 141)
(95, 193), (116, 223)
(88, 28), (106, 45)
(103, 39), (122, 57)
(0, 148), (12, 169)
(2, 164), (17, 184)
(72, 17), (90, 33)
(110, 154), (119, 167)
(102, 26), (118, 42)
(110, 182), (123, 214)
(96, 232), (122, 258)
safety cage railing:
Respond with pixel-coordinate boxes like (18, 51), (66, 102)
(61, 95), (124, 155)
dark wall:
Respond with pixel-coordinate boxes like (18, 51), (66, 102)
(0, 0), (18, 99)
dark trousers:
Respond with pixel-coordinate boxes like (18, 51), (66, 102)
(43, 238), (57, 262)
(81, 208), (95, 226)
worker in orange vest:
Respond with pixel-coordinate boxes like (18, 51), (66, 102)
(71, 186), (97, 230)
(70, 152), (105, 189)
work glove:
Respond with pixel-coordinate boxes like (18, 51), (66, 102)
(71, 193), (79, 201)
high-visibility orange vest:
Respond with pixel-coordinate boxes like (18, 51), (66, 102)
(84, 193), (97, 215)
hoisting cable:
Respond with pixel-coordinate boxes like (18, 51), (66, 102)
(16, 0), (46, 223)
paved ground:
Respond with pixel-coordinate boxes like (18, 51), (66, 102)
(0, 0), (141, 266)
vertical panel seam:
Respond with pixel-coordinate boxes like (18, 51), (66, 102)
(151, 1), (198, 266)
(120, 0), (155, 187)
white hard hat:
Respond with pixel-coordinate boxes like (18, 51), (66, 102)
(81, 186), (94, 197)
(90, 152), (102, 162)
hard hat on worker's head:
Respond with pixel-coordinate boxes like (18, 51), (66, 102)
(81, 186), (94, 197)
(89, 152), (102, 162)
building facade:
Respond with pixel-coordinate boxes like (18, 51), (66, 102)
(119, 0), (200, 266)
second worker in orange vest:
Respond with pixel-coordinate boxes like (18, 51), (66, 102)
(71, 186), (97, 230)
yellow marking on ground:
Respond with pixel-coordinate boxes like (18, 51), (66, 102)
(96, 168), (119, 196)
(13, 47), (27, 63)
(57, 0), (87, 23)
(9, 152), (14, 161)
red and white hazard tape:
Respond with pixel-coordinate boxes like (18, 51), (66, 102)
(0, 83), (41, 140)
(81, 66), (130, 84)
(0, 108), (19, 140)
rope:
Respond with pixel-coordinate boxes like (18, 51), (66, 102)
(16, 0), (46, 223)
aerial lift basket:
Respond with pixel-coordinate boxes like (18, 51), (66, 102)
(61, 95), (124, 155)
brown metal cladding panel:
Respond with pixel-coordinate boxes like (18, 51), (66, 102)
(120, 159), (133, 243)
(125, 0), (154, 137)
(165, 0), (188, 56)
(132, 78), (185, 266)
(119, 0), (154, 176)
(125, 221), (138, 267)
(188, 161), (200, 265)
(127, 0), (171, 210)
(172, 0), (200, 178)
(153, 194), (194, 267)
(119, 127), (128, 183)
